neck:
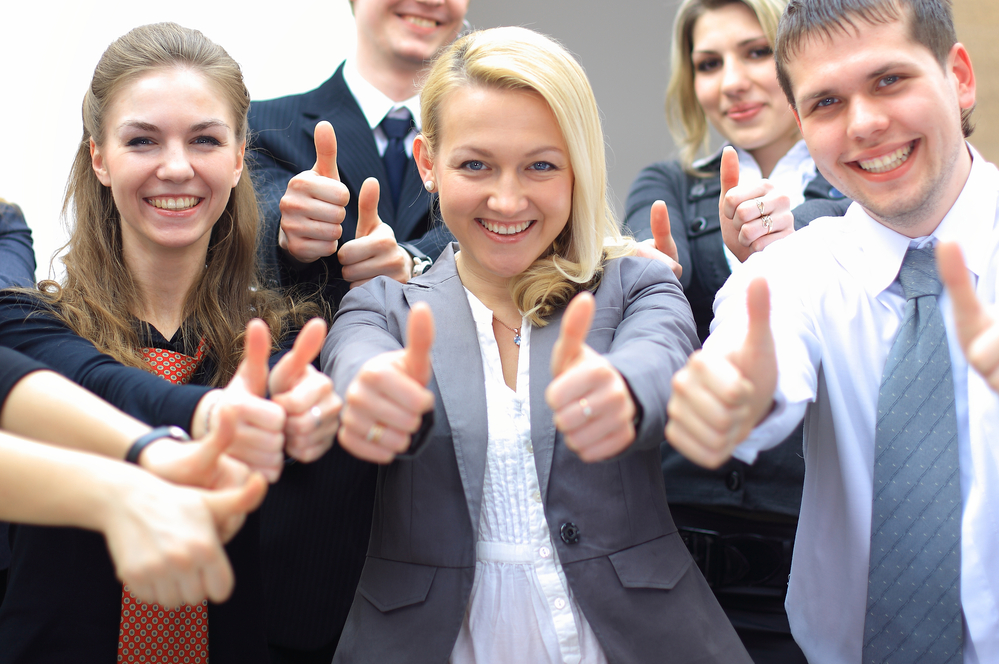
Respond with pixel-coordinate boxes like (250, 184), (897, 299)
(746, 132), (801, 179)
(355, 44), (425, 102)
(454, 252), (522, 324)
(123, 243), (206, 340)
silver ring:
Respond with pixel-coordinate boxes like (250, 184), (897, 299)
(311, 405), (322, 428)
(762, 214), (773, 234)
(366, 423), (385, 444)
(579, 398), (593, 420)
(756, 198), (766, 216)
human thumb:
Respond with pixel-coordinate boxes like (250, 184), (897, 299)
(402, 302), (435, 385)
(232, 319), (271, 397)
(356, 177), (382, 238)
(312, 121), (339, 180)
(719, 145), (740, 199)
(551, 291), (595, 377)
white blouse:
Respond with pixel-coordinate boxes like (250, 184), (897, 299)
(449, 290), (607, 664)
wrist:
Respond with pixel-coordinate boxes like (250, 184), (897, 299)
(125, 426), (191, 465)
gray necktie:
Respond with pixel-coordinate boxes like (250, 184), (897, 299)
(864, 246), (963, 663)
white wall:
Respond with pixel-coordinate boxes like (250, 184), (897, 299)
(0, 2), (357, 280)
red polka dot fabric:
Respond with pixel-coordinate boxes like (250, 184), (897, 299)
(118, 338), (210, 663)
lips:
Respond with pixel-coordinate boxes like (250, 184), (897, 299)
(477, 218), (534, 236)
(725, 103), (763, 122)
(856, 142), (914, 174)
(146, 196), (202, 211)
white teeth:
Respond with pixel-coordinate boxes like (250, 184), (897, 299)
(858, 143), (913, 174)
(148, 197), (200, 210)
(478, 219), (533, 235)
(403, 15), (437, 28)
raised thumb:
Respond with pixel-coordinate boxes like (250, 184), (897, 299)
(202, 473), (269, 543)
(650, 200), (678, 261)
(270, 318), (327, 396)
(719, 145), (740, 199)
(233, 319), (271, 397)
(356, 177), (382, 239)
(732, 278), (775, 383)
(937, 241), (988, 352)
(402, 302), (435, 385)
(551, 291), (595, 377)
(312, 121), (339, 180)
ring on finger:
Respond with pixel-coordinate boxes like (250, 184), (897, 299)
(366, 423), (385, 444)
(756, 198), (766, 216)
(579, 398), (593, 420)
(311, 405), (323, 428)
(762, 214), (773, 234)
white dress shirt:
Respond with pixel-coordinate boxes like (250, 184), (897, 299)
(342, 57), (421, 158)
(722, 139), (818, 272)
(708, 146), (999, 664)
(449, 291), (607, 664)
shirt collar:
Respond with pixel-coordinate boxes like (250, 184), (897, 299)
(342, 56), (422, 131)
(835, 143), (997, 298)
(734, 139), (816, 209)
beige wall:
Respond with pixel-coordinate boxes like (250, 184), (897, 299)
(955, 0), (999, 162)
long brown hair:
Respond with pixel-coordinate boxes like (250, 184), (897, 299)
(36, 22), (304, 386)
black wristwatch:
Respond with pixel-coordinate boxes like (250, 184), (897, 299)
(125, 426), (191, 464)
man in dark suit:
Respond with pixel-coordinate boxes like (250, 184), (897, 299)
(246, 2), (469, 662)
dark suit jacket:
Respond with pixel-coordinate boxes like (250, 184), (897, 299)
(248, 63), (453, 305)
(321, 247), (752, 663)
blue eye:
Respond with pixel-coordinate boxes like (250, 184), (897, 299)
(126, 137), (153, 147)
(194, 136), (222, 146)
(530, 161), (556, 172)
(816, 97), (838, 108)
(878, 74), (900, 89)
(461, 160), (486, 171)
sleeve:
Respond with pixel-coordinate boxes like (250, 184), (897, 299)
(0, 347), (46, 408)
(602, 258), (700, 451)
(0, 203), (37, 288)
(704, 244), (821, 463)
(623, 161), (694, 291)
(793, 197), (853, 230)
(0, 293), (210, 430)
(399, 222), (455, 265)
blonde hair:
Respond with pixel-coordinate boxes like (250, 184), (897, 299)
(34, 22), (304, 386)
(666, 0), (788, 172)
(420, 26), (635, 326)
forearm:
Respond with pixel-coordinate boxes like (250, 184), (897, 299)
(0, 370), (148, 459)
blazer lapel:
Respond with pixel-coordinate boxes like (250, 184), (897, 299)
(529, 308), (563, 501)
(404, 247), (489, 531)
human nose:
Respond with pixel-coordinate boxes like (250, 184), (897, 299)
(157, 142), (195, 182)
(487, 172), (529, 217)
(721, 57), (750, 96)
(846, 95), (889, 142)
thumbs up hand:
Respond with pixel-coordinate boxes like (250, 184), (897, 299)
(666, 277), (778, 468)
(338, 302), (435, 463)
(269, 318), (342, 463)
(635, 200), (683, 279)
(278, 121), (349, 263)
(718, 146), (794, 263)
(545, 292), (638, 462)
(937, 242), (999, 392)
(198, 320), (287, 482)
(338, 177), (414, 288)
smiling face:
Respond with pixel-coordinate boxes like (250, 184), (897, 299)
(786, 18), (975, 236)
(353, 0), (469, 72)
(414, 85), (574, 291)
(691, 2), (800, 173)
(90, 67), (245, 264)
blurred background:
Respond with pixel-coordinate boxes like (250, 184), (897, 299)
(1, 0), (994, 281)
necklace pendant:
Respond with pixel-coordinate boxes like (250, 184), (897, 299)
(513, 332), (521, 346)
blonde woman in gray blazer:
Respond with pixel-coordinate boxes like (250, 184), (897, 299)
(322, 27), (751, 664)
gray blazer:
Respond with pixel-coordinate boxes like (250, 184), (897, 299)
(321, 245), (751, 663)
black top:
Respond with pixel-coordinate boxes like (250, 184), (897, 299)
(624, 149), (852, 517)
(0, 298), (268, 664)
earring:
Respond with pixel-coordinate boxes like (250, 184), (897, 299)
(424, 180), (436, 192)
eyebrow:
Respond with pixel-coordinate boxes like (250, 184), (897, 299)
(693, 35), (769, 54)
(455, 145), (566, 158)
(116, 119), (231, 132)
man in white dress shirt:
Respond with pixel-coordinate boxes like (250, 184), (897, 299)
(664, 0), (999, 662)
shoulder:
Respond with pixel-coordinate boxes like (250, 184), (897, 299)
(249, 67), (347, 130)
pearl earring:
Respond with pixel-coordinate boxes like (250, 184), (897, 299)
(424, 180), (436, 192)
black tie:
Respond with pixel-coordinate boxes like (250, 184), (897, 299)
(380, 110), (413, 212)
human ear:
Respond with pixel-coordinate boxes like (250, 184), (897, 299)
(948, 42), (976, 111)
(232, 139), (246, 187)
(90, 138), (112, 187)
(412, 135), (436, 188)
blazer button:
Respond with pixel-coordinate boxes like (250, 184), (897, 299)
(560, 522), (580, 545)
(726, 470), (743, 491)
(690, 217), (707, 233)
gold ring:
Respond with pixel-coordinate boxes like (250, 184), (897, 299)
(756, 198), (766, 216)
(762, 214), (773, 234)
(579, 398), (593, 419)
(366, 423), (385, 444)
